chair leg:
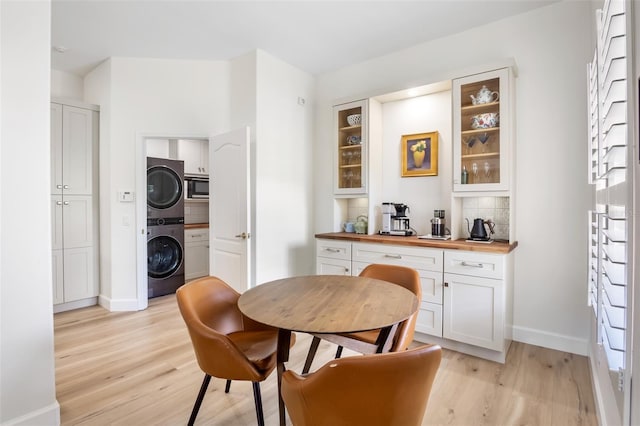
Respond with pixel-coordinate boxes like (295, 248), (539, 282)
(225, 379), (231, 393)
(252, 382), (265, 426)
(188, 374), (211, 426)
(302, 336), (321, 374)
(335, 345), (344, 359)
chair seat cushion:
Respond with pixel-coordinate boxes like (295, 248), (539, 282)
(228, 330), (279, 371)
(339, 329), (380, 345)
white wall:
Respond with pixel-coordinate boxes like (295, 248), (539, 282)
(51, 68), (83, 99)
(380, 91), (452, 235)
(315, 1), (593, 354)
(84, 58), (230, 309)
(254, 50), (316, 283)
(0, 1), (59, 424)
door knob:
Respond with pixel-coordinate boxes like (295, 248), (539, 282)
(234, 232), (250, 239)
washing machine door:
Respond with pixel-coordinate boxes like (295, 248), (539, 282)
(148, 235), (183, 278)
(147, 165), (183, 210)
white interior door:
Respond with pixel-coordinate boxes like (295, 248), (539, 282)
(209, 127), (251, 293)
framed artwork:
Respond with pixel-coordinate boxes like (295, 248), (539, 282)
(401, 131), (438, 177)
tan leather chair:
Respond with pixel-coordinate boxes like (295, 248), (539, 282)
(283, 344), (442, 426)
(302, 264), (422, 373)
(176, 276), (295, 426)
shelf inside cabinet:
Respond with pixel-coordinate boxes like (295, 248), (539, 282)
(339, 124), (362, 132)
(339, 164), (361, 169)
(461, 101), (500, 111)
(340, 145), (362, 150)
(462, 152), (500, 159)
(461, 127), (500, 136)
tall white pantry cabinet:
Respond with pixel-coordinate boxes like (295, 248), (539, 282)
(51, 100), (100, 312)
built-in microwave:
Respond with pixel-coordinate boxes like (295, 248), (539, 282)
(185, 176), (209, 200)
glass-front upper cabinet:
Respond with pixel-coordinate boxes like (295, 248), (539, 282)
(334, 100), (368, 195)
(453, 68), (513, 192)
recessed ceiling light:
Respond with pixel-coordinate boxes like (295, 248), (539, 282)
(52, 45), (68, 53)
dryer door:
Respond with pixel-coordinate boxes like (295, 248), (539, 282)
(147, 235), (183, 278)
(147, 165), (183, 210)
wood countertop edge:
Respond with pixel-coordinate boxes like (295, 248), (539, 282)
(315, 232), (518, 254)
(184, 223), (209, 230)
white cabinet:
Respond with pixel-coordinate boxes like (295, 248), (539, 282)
(443, 250), (510, 353)
(315, 237), (514, 362)
(178, 139), (209, 176)
(351, 242), (444, 337)
(51, 103), (94, 195)
(452, 68), (514, 192)
(51, 100), (99, 310)
(316, 239), (351, 276)
(334, 100), (368, 195)
(185, 228), (210, 280)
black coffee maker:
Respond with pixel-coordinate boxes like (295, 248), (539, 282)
(390, 203), (412, 236)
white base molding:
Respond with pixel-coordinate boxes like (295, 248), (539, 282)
(3, 401), (60, 426)
(511, 325), (588, 356)
(414, 332), (510, 363)
(53, 297), (97, 313)
(98, 295), (142, 312)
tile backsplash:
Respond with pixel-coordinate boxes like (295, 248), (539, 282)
(462, 196), (509, 240)
(347, 198), (369, 222)
(184, 201), (209, 224)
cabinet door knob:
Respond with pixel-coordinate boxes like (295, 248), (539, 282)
(56, 201), (63, 205)
(63, 185), (69, 189)
(63, 201), (69, 205)
(56, 184), (63, 189)
(444, 282), (449, 287)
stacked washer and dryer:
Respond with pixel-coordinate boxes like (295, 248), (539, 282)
(146, 157), (185, 298)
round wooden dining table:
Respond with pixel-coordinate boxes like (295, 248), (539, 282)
(238, 274), (419, 426)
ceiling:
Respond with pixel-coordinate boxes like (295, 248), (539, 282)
(51, 0), (558, 77)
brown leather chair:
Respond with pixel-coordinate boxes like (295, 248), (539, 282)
(176, 276), (295, 426)
(302, 264), (422, 373)
(283, 344), (442, 426)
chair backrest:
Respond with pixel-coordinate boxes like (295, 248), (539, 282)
(176, 276), (266, 380)
(282, 344), (442, 426)
(359, 264), (422, 351)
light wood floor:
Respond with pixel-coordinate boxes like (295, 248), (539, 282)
(54, 294), (599, 425)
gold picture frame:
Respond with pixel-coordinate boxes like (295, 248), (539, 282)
(401, 131), (438, 177)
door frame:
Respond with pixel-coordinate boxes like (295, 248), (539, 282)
(135, 132), (208, 310)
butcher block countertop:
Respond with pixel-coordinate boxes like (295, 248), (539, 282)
(185, 223), (209, 230)
(315, 232), (518, 254)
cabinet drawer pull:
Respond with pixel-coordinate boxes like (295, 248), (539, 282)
(461, 261), (484, 268)
(191, 234), (203, 238)
(385, 254), (402, 259)
(325, 248), (341, 253)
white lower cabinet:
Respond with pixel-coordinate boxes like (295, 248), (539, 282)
(315, 238), (513, 362)
(351, 242), (444, 338)
(51, 195), (97, 306)
(443, 250), (510, 354)
(185, 228), (210, 280)
(316, 240), (351, 276)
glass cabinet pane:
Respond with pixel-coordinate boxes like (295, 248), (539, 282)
(459, 78), (501, 185)
(453, 68), (511, 192)
(335, 101), (367, 194)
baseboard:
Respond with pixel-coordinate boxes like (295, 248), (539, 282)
(98, 295), (141, 312)
(53, 297), (97, 313)
(3, 401), (60, 425)
(512, 325), (588, 356)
